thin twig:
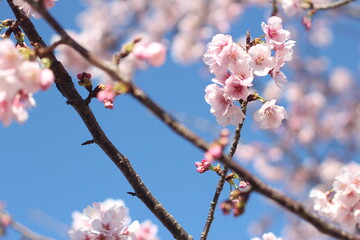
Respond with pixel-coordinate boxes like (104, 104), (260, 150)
(0, 210), (54, 240)
(271, 0), (279, 16)
(34, 39), (63, 58)
(200, 101), (248, 240)
(19, 1), (360, 239)
(301, 0), (354, 10)
(8, 1), (193, 239)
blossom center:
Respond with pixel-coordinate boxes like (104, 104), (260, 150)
(255, 57), (265, 65)
(237, 73), (246, 80)
(269, 29), (278, 38)
(265, 107), (276, 120)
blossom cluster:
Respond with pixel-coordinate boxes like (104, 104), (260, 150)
(310, 166), (360, 230)
(0, 39), (54, 126)
(69, 199), (138, 240)
(69, 198), (160, 240)
(203, 16), (294, 128)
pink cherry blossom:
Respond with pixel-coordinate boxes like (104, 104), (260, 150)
(17, 61), (54, 92)
(252, 232), (282, 240)
(203, 18), (294, 129)
(270, 58), (287, 88)
(0, 39), (54, 126)
(280, 0), (300, 15)
(212, 72), (231, 86)
(97, 86), (115, 110)
(203, 34), (233, 64)
(223, 75), (249, 101)
(318, 157), (344, 183)
(69, 199), (139, 240)
(0, 92), (33, 126)
(133, 44), (148, 61)
(204, 144), (222, 162)
(310, 165), (360, 231)
(228, 60), (254, 86)
(204, 84), (245, 126)
(333, 168), (360, 206)
(13, 0), (58, 19)
(135, 221), (159, 240)
(205, 84), (231, 117)
(145, 42), (167, 67)
(217, 103), (245, 127)
(203, 34), (233, 78)
(274, 40), (296, 62)
(219, 42), (249, 71)
(329, 67), (353, 93)
(0, 40), (23, 70)
(309, 189), (332, 213)
(248, 43), (275, 76)
(261, 16), (290, 45)
(254, 100), (288, 129)
(133, 42), (167, 67)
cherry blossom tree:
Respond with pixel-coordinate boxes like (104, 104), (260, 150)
(1, 0), (360, 239)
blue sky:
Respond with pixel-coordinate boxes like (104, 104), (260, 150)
(1, 1), (359, 240)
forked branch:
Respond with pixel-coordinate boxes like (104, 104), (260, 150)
(15, 1), (360, 239)
(7, 1), (193, 239)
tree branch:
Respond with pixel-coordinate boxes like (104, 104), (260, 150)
(18, 1), (360, 239)
(7, 1), (193, 240)
(301, 0), (354, 10)
(0, 209), (54, 240)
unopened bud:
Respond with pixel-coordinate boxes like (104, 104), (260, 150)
(219, 200), (232, 215)
(77, 72), (93, 91)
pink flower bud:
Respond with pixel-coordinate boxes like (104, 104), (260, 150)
(40, 68), (55, 90)
(302, 16), (312, 31)
(97, 86), (116, 109)
(194, 159), (211, 173)
(204, 144), (222, 162)
(104, 100), (114, 110)
(0, 214), (11, 227)
(209, 145), (222, 158)
(77, 72), (92, 81)
(133, 42), (167, 67)
(219, 201), (232, 215)
(145, 42), (167, 67)
(133, 44), (148, 61)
